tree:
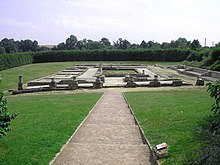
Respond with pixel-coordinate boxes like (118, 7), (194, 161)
(215, 42), (220, 48)
(146, 40), (154, 48)
(206, 82), (220, 115)
(100, 37), (111, 47)
(140, 40), (148, 48)
(17, 39), (39, 52)
(161, 42), (170, 49)
(56, 42), (67, 50)
(114, 38), (131, 49)
(130, 43), (139, 49)
(87, 40), (103, 50)
(151, 42), (161, 49)
(0, 47), (5, 54)
(170, 38), (191, 49)
(0, 78), (17, 137)
(190, 39), (201, 50)
(65, 35), (78, 50)
(76, 41), (83, 50)
(0, 38), (18, 53)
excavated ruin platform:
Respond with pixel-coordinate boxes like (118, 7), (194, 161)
(50, 90), (152, 165)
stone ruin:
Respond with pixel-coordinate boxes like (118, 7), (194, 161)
(170, 65), (220, 84)
(11, 64), (192, 94)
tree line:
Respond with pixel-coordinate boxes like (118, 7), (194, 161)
(0, 35), (210, 54)
(0, 35), (220, 71)
(0, 38), (49, 54)
(51, 35), (203, 51)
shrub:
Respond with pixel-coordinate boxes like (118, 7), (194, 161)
(199, 48), (220, 69)
(189, 83), (220, 164)
(186, 51), (203, 61)
(0, 52), (33, 71)
(0, 78), (17, 137)
(33, 49), (190, 63)
(210, 61), (220, 71)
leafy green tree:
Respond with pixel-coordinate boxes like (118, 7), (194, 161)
(65, 35), (78, 50)
(151, 42), (161, 49)
(190, 39), (201, 50)
(0, 78), (17, 137)
(114, 38), (131, 49)
(130, 43), (139, 49)
(170, 38), (191, 49)
(161, 42), (170, 49)
(56, 42), (67, 50)
(146, 40), (154, 48)
(18, 39), (39, 52)
(215, 42), (220, 48)
(0, 38), (18, 53)
(100, 37), (111, 47)
(76, 41), (83, 50)
(140, 40), (148, 48)
(207, 82), (220, 114)
(0, 47), (6, 54)
(87, 40), (103, 50)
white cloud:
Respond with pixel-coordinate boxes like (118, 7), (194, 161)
(0, 17), (38, 30)
(60, 0), (153, 18)
(1, 0), (219, 45)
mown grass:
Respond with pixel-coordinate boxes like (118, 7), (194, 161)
(0, 92), (102, 164)
(103, 69), (137, 76)
(0, 62), (77, 92)
(0, 61), (181, 92)
(125, 89), (212, 164)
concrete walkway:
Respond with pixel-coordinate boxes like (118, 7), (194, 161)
(51, 90), (152, 165)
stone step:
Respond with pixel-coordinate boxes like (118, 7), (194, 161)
(85, 114), (135, 125)
(71, 124), (143, 145)
(52, 143), (151, 165)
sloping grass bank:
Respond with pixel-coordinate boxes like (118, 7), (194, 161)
(0, 92), (102, 164)
(125, 89), (212, 164)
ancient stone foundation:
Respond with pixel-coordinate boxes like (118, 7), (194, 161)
(125, 77), (138, 88)
(93, 76), (103, 89)
(18, 75), (23, 90)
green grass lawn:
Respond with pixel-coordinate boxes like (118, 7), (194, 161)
(125, 89), (212, 164)
(0, 62), (77, 92)
(0, 61), (182, 92)
(0, 92), (102, 164)
(103, 69), (137, 76)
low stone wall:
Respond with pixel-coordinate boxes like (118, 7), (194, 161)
(171, 65), (220, 82)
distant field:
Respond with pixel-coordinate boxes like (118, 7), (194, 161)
(0, 61), (182, 92)
(125, 89), (212, 164)
(0, 92), (102, 164)
(39, 45), (55, 48)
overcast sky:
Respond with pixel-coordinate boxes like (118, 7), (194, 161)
(0, 0), (219, 46)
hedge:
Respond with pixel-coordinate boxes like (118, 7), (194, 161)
(0, 52), (33, 71)
(0, 49), (191, 71)
(33, 49), (190, 63)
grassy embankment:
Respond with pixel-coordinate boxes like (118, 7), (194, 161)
(125, 89), (212, 164)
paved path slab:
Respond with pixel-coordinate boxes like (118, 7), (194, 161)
(51, 90), (152, 165)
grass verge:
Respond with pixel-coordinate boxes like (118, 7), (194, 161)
(125, 89), (212, 164)
(0, 92), (102, 164)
